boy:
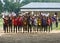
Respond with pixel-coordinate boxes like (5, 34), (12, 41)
(37, 17), (42, 31)
(3, 16), (8, 33)
(13, 16), (17, 33)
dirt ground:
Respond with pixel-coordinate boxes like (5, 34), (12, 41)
(0, 31), (60, 43)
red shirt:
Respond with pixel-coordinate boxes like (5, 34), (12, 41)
(13, 18), (17, 26)
(17, 17), (23, 26)
(47, 18), (52, 25)
(3, 18), (8, 25)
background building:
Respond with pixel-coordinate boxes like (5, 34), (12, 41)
(21, 2), (60, 17)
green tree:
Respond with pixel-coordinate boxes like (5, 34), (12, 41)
(0, 0), (3, 14)
(3, 0), (21, 14)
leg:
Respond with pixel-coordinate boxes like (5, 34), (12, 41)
(44, 26), (45, 32)
(9, 25), (10, 33)
(16, 26), (17, 33)
(37, 25), (38, 32)
(30, 25), (32, 32)
(56, 22), (58, 28)
(18, 25), (20, 31)
(6, 25), (8, 33)
(49, 25), (50, 32)
(51, 23), (52, 31)
(14, 25), (15, 32)
(3, 24), (6, 33)
(28, 25), (29, 33)
(11, 25), (12, 32)
(40, 25), (43, 31)
(46, 25), (47, 32)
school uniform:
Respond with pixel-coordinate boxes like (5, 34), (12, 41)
(13, 18), (17, 33)
(42, 18), (47, 32)
(32, 17), (35, 32)
(33, 17), (37, 32)
(47, 18), (52, 32)
(23, 17), (27, 32)
(3, 18), (8, 33)
(27, 17), (32, 32)
(8, 17), (12, 32)
(17, 17), (23, 31)
(37, 18), (42, 31)
(56, 17), (58, 28)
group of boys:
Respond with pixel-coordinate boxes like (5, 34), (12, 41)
(3, 12), (58, 33)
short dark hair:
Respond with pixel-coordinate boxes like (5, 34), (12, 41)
(55, 12), (57, 15)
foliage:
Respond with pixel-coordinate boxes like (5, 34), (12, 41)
(0, 0), (3, 14)
(3, 0), (20, 14)
(0, 0), (60, 14)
